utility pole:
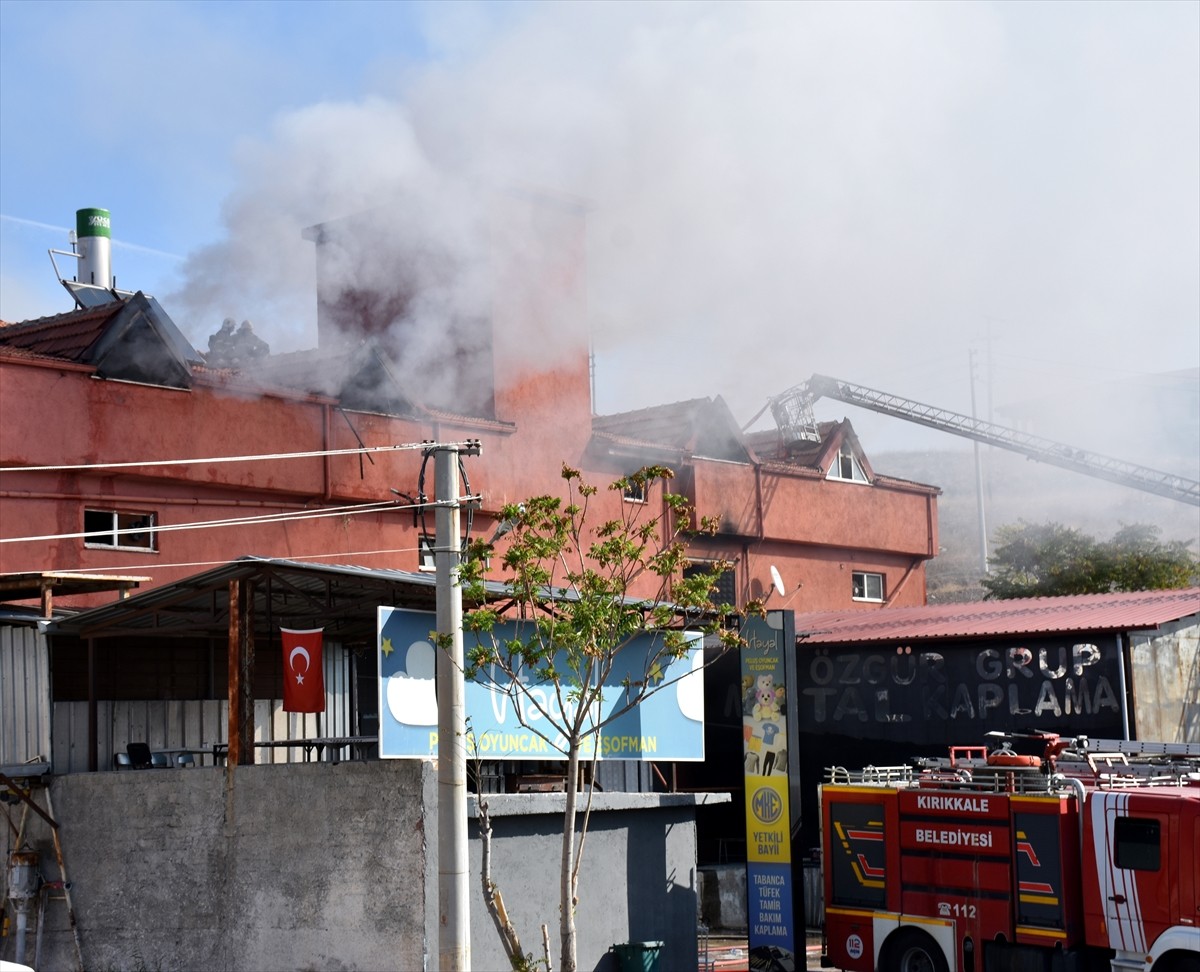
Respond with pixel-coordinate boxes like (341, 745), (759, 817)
(433, 442), (479, 972)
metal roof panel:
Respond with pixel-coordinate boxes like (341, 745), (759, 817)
(791, 588), (1200, 644)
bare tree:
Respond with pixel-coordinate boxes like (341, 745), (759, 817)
(450, 464), (748, 972)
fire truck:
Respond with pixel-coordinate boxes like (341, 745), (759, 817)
(820, 734), (1200, 972)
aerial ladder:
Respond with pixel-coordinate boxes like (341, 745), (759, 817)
(766, 374), (1200, 507)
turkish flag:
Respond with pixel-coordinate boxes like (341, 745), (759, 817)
(280, 628), (325, 712)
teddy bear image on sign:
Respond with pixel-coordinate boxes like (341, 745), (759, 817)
(743, 672), (787, 776)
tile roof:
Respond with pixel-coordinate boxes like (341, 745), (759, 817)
(790, 587), (1200, 643)
(251, 347), (352, 398)
(593, 398), (718, 452)
(744, 422), (838, 462)
(592, 396), (753, 462)
(0, 302), (125, 360)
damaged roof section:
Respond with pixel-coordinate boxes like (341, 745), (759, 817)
(591, 396), (752, 464)
(244, 341), (423, 416)
(749, 420), (878, 484)
(592, 398), (902, 486)
(0, 293), (201, 388)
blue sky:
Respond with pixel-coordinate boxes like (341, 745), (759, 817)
(2, 0), (1197, 475)
(0, 0), (488, 320)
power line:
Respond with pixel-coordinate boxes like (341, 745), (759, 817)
(1, 544), (429, 577)
(1, 487), (481, 546)
(0, 498), (420, 545)
(0, 439), (481, 474)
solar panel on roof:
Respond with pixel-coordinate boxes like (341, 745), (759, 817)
(61, 280), (120, 309)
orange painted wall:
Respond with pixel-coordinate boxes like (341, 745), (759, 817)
(1, 354), (937, 611)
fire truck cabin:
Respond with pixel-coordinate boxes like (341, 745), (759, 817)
(820, 736), (1200, 972)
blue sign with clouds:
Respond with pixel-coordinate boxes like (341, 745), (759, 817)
(377, 606), (706, 760)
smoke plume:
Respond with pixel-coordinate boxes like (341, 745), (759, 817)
(164, 1), (1198, 540)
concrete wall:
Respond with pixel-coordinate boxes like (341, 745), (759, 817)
(15, 761), (437, 972)
(469, 792), (729, 971)
(7, 764), (724, 972)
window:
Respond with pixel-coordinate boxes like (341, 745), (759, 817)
(685, 562), (737, 609)
(83, 509), (157, 550)
(622, 477), (647, 503)
(827, 443), (868, 482)
(420, 535), (480, 570)
(1114, 817), (1160, 871)
(418, 535), (436, 572)
(852, 571), (884, 602)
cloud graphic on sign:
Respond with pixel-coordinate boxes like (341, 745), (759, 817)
(675, 650), (704, 723)
(386, 639), (438, 726)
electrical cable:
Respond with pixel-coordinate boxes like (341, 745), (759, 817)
(0, 439), (481, 475)
(411, 448), (476, 551)
(2, 544), (431, 577)
(0, 499), (419, 545)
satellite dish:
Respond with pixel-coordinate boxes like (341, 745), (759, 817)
(769, 565), (786, 598)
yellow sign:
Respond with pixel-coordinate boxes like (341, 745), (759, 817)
(745, 774), (791, 863)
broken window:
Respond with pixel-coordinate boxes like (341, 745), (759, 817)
(827, 442), (868, 483)
(83, 509), (157, 550)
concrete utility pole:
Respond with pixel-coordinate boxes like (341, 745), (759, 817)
(433, 443), (478, 972)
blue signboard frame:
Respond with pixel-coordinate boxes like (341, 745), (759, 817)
(377, 606), (706, 760)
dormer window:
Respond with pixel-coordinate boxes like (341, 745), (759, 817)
(827, 442), (868, 483)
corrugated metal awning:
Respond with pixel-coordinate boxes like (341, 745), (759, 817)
(47, 557), (460, 644)
(792, 587), (1200, 644)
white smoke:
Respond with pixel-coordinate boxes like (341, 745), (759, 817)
(157, 1), (1197, 540)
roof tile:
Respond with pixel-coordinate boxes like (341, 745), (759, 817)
(0, 302), (125, 360)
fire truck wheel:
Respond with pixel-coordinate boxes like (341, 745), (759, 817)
(1156, 952), (1200, 972)
(880, 929), (949, 972)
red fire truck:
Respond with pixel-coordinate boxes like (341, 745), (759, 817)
(820, 734), (1200, 972)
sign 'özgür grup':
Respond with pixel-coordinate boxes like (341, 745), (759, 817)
(797, 635), (1122, 741)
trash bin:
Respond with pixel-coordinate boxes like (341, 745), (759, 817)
(612, 941), (663, 972)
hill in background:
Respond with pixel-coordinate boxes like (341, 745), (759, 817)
(874, 448), (1200, 604)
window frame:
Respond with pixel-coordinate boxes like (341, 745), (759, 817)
(418, 535), (436, 572)
(622, 478), (648, 504)
(851, 570), (885, 602)
(1113, 816), (1161, 872)
(83, 508), (158, 552)
(684, 561), (738, 611)
(827, 442), (869, 483)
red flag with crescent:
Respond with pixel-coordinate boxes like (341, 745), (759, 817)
(280, 627), (325, 712)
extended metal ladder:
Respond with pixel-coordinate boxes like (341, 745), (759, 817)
(769, 374), (1200, 506)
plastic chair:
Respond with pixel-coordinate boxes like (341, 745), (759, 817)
(126, 742), (153, 769)
(113, 752), (133, 771)
(150, 752), (170, 769)
(176, 753), (196, 768)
